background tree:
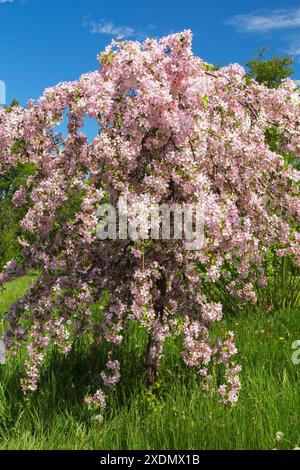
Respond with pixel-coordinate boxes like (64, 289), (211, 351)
(245, 49), (300, 311)
(0, 100), (35, 269)
(0, 163), (35, 269)
(246, 48), (294, 88)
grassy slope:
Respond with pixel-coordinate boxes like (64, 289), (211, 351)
(0, 276), (299, 450)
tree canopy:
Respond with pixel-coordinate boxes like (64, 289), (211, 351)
(0, 32), (299, 407)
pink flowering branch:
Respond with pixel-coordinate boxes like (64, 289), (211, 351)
(0, 30), (298, 407)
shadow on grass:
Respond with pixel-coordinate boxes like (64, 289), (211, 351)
(0, 324), (194, 437)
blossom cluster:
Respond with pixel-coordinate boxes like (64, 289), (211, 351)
(0, 30), (299, 405)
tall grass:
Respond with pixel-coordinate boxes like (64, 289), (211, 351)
(0, 276), (299, 449)
(258, 256), (300, 311)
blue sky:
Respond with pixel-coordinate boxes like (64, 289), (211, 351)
(1, 0), (300, 106)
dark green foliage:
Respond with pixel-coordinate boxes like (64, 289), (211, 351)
(245, 51), (299, 311)
(0, 100), (34, 268)
(264, 125), (300, 170)
(258, 253), (300, 312)
(0, 163), (35, 269)
(6, 98), (20, 109)
(264, 125), (283, 153)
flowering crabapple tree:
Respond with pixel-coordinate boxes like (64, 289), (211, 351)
(0, 31), (299, 407)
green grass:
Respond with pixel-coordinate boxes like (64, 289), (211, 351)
(0, 276), (299, 450)
(0, 274), (35, 317)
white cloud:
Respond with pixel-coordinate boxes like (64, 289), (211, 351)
(288, 45), (300, 56)
(0, 0), (13, 3)
(286, 37), (300, 57)
(228, 8), (300, 33)
(87, 20), (135, 38)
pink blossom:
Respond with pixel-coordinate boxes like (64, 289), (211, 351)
(0, 30), (299, 405)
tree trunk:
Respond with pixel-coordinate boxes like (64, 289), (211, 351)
(146, 334), (161, 385)
(146, 270), (166, 386)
